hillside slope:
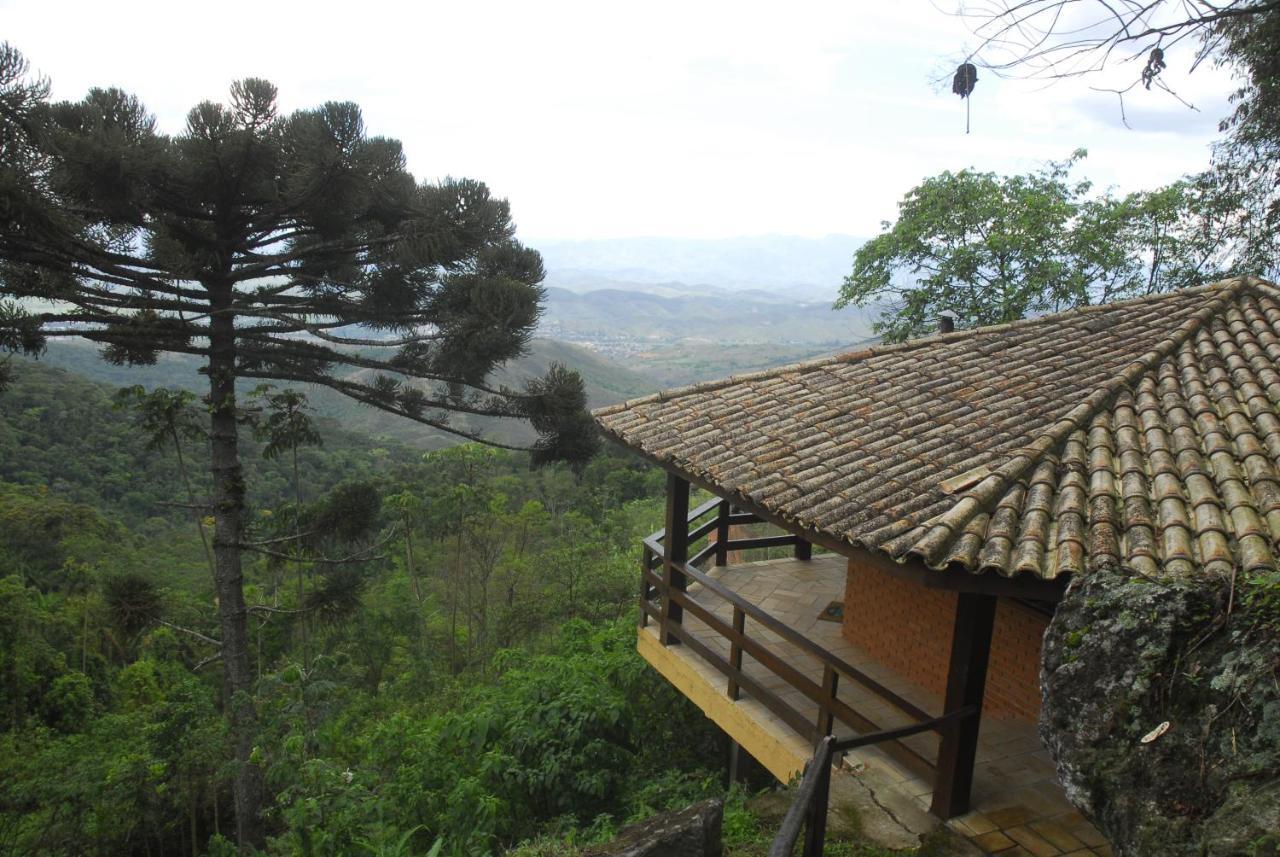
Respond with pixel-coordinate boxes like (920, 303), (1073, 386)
(29, 337), (658, 450)
(0, 358), (420, 523)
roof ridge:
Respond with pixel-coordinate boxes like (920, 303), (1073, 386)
(591, 278), (1258, 419)
(894, 276), (1260, 568)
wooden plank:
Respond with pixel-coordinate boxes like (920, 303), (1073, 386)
(665, 587), (937, 780)
(722, 534), (797, 552)
(689, 516), (720, 543)
(677, 559), (934, 724)
(659, 618), (817, 739)
(795, 538), (812, 561)
(930, 593), (997, 819)
(689, 541), (719, 568)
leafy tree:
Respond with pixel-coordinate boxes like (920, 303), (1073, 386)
(115, 385), (215, 580)
(252, 385), (323, 669)
(836, 153), (1252, 340)
(837, 153), (1084, 340)
(950, 1), (1280, 272)
(0, 44), (596, 848)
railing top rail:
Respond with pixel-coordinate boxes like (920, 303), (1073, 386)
(648, 496), (725, 544)
(643, 533), (932, 725)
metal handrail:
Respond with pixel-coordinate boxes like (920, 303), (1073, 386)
(769, 736), (836, 857)
(769, 705), (977, 857)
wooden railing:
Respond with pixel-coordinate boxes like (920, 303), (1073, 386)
(639, 493), (977, 789)
(768, 708), (974, 857)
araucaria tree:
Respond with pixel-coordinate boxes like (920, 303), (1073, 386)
(0, 43), (597, 848)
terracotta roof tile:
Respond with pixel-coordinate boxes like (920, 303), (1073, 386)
(594, 277), (1280, 581)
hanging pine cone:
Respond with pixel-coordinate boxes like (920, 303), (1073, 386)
(952, 62), (978, 98)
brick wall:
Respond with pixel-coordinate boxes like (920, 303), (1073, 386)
(840, 557), (1049, 722)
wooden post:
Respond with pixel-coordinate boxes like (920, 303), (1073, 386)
(727, 740), (741, 788)
(727, 605), (745, 700)
(715, 499), (730, 566)
(659, 472), (690, 646)
(816, 664), (839, 743)
(795, 537), (812, 561)
(930, 592), (997, 818)
(638, 545), (652, 628)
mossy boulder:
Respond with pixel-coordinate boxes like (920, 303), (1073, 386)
(585, 798), (723, 857)
(1040, 564), (1280, 856)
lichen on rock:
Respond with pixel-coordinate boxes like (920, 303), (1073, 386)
(1040, 563), (1280, 856)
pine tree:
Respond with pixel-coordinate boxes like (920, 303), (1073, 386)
(0, 43), (597, 849)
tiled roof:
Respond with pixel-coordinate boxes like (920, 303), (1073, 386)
(594, 277), (1280, 581)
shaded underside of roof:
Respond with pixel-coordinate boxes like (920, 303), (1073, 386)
(593, 277), (1280, 583)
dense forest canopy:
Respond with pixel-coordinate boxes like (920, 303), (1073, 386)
(0, 41), (607, 850)
(0, 357), (754, 856)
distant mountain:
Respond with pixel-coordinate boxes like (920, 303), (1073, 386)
(31, 338), (658, 450)
(539, 285), (871, 353)
(535, 234), (864, 300)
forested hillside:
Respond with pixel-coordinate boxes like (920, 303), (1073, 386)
(0, 360), (749, 856)
(0, 361), (420, 523)
(27, 339), (658, 451)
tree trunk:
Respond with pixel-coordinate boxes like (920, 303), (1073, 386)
(293, 447), (308, 673)
(405, 527), (421, 604)
(207, 298), (266, 851)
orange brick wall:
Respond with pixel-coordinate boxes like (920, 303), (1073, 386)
(840, 557), (1050, 722)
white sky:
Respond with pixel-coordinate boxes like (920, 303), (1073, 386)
(1, 0), (1238, 242)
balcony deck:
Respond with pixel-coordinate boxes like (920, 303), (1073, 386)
(637, 554), (1110, 856)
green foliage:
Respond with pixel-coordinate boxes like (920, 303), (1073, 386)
(1213, 5), (1280, 271)
(837, 152), (1259, 341)
(251, 386), (323, 462)
(113, 385), (205, 451)
(0, 355), (687, 855)
(0, 358), (418, 525)
(257, 619), (720, 857)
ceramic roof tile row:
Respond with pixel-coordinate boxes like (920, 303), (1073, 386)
(594, 277), (1280, 581)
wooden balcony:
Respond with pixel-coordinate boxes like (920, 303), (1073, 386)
(637, 480), (1109, 855)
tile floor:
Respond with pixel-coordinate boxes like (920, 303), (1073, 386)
(644, 554), (1110, 856)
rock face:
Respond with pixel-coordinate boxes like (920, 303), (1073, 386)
(586, 798), (723, 857)
(1040, 564), (1280, 856)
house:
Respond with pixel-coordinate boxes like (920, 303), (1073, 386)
(592, 276), (1280, 854)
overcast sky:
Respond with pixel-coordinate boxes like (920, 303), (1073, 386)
(2, 0), (1238, 242)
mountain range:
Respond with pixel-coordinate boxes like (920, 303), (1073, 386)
(536, 234), (864, 300)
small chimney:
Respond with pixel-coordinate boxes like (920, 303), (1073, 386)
(938, 312), (957, 334)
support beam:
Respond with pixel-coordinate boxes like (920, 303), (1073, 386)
(659, 472), (690, 645)
(930, 592), (997, 818)
(727, 740), (741, 788)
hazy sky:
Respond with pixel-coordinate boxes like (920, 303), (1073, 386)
(2, 0), (1237, 242)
